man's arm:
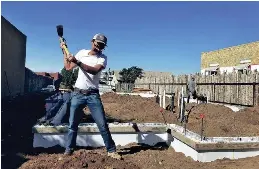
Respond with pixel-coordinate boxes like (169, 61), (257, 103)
(60, 42), (77, 70)
(69, 55), (107, 75)
(78, 63), (104, 75)
(63, 49), (77, 70)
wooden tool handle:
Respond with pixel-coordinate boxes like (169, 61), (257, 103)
(59, 37), (70, 56)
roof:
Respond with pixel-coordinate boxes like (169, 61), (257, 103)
(233, 64), (250, 70)
(35, 72), (61, 80)
(204, 67), (219, 71)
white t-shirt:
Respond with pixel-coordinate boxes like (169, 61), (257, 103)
(74, 49), (107, 90)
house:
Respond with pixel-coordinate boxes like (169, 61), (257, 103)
(35, 72), (62, 89)
(99, 70), (118, 88)
(201, 41), (259, 75)
(35, 72), (62, 80)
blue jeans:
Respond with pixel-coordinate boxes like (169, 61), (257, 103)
(65, 91), (116, 152)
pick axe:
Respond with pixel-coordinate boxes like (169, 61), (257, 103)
(56, 25), (70, 57)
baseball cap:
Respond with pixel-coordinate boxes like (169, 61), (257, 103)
(93, 33), (107, 46)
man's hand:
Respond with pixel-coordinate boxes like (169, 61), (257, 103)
(60, 42), (67, 50)
(67, 54), (77, 63)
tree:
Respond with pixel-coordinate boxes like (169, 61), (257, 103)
(72, 68), (79, 83)
(119, 66), (144, 83)
(60, 67), (79, 88)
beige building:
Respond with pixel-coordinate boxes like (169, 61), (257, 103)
(201, 41), (259, 75)
(1, 16), (27, 97)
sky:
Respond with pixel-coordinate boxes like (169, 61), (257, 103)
(1, 1), (259, 75)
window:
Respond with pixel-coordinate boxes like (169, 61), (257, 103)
(237, 69), (248, 75)
(210, 71), (218, 76)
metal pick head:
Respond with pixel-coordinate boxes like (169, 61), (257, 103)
(56, 25), (63, 37)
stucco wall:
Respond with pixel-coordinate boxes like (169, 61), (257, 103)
(201, 41), (259, 69)
(1, 16), (27, 97)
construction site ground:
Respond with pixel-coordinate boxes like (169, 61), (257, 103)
(2, 92), (259, 169)
(19, 144), (259, 169)
(93, 92), (259, 137)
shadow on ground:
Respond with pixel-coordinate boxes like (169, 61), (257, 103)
(119, 142), (170, 155)
(82, 114), (135, 123)
(1, 91), (170, 168)
(1, 92), (54, 169)
(1, 153), (28, 169)
(1, 91), (138, 169)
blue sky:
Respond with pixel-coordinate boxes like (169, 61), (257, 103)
(2, 1), (259, 75)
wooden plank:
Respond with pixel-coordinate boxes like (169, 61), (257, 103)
(195, 142), (259, 151)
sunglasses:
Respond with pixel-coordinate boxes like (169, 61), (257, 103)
(94, 41), (106, 50)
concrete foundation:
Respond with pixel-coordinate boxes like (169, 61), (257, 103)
(33, 133), (169, 148)
(33, 123), (259, 162)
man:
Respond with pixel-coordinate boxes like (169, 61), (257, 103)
(60, 33), (121, 160)
(187, 76), (197, 103)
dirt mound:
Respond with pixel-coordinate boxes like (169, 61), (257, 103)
(100, 92), (177, 123)
(235, 106), (259, 125)
(123, 144), (259, 169)
(19, 149), (139, 169)
(99, 93), (259, 137)
(19, 144), (259, 169)
(82, 93), (259, 137)
(185, 103), (259, 137)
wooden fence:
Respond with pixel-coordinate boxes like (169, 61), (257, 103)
(115, 72), (259, 106)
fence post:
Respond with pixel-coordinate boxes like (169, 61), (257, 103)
(213, 83), (216, 101)
(159, 94), (162, 107)
(163, 90), (166, 109)
(253, 82), (256, 106)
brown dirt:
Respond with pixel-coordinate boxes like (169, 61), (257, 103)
(19, 144), (259, 169)
(94, 92), (259, 137)
(102, 93), (177, 123)
(83, 92), (177, 124)
(185, 103), (259, 137)
(19, 149), (138, 169)
(4, 92), (259, 169)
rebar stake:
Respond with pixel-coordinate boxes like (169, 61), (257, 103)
(200, 113), (205, 141)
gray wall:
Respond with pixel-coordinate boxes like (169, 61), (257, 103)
(24, 68), (53, 93)
(1, 16), (27, 97)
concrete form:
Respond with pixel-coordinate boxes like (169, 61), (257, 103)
(33, 123), (259, 162)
